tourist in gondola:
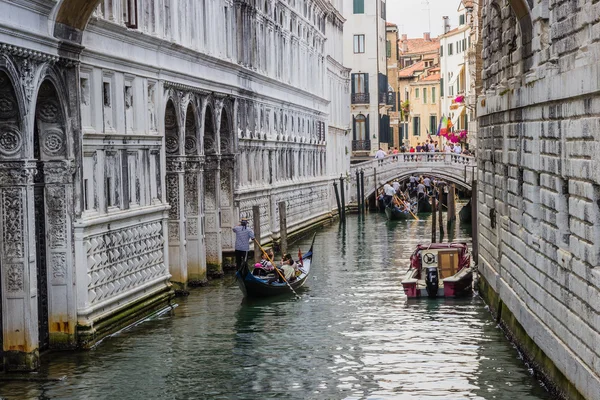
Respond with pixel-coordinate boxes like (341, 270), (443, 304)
(383, 183), (396, 206)
(233, 218), (255, 271)
(416, 180), (426, 201)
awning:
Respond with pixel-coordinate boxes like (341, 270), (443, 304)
(448, 64), (464, 87)
(451, 106), (466, 127)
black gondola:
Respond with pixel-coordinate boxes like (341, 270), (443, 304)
(385, 205), (412, 220)
(417, 195), (432, 213)
(235, 235), (315, 298)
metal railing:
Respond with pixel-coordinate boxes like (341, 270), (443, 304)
(352, 140), (371, 151)
(351, 93), (370, 104)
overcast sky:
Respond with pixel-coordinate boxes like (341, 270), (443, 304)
(387, 0), (463, 39)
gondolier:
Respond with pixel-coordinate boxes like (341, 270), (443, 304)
(233, 218), (255, 271)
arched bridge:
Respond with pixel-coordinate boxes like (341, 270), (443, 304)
(348, 153), (477, 203)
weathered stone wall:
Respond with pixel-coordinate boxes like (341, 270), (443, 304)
(478, 1), (600, 399)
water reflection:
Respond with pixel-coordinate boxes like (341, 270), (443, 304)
(0, 208), (551, 400)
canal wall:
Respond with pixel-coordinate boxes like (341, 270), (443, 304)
(476, 1), (600, 399)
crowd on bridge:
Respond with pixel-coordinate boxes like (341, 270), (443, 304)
(378, 174), (447, 214)
(374, 142), (473, 165)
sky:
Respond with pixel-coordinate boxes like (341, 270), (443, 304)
(387, 0), (464, 39)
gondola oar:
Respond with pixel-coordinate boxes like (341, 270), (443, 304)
(394, 194), (419, 220)
(253, 238), (300, 299)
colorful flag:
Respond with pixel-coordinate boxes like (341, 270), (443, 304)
(438, 116), (448, 137)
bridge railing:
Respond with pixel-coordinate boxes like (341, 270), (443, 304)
(351, 152), (475, 171)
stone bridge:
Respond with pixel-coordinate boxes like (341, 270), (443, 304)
(347, 154), (477, 203)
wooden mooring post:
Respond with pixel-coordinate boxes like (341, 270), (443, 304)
(333, 181), (342, 218)
(360, 169), (365, 213)
(278, 201), (288, 255)
(253, 205), (261, 263)
(339, 175), (346, 221)
(432, 195), (437, 243)
(355, 169), (361, 212)
(438, 184), (444, 240)
(447, 183), (456, 223)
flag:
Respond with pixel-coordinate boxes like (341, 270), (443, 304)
(439, 116), (448, 137)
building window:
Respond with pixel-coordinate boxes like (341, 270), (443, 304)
(355, 114), (367, 140)
(353, 34), (365, 53)
(123, 0), (139, 28)
(415, 88), (419, 99)
(351, 73), (368, 93)
(440, 46), (443, 57)
(353, 0), (364, 14)
(413, 116), (420, 136)
(440, 79), (444, 96)
(381, 0), (386, 19)
(448, 43), (453, 55)
(459, 14), (465, 25)
(423, 88), (427, 104)
(432, 87), (436, 102)
(386, 40), (391, 58)
(462, 38), (467, 51)
(429, 115), (437, 136)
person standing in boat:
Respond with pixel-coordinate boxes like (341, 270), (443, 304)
(233, 218), (255, 271)
(417, 180), (426, 201)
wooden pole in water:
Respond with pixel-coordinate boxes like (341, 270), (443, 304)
(278, 201), (288, 255)
(360, 169), (365, 213)
(438, 184), (444, 239)
(432, 194), (437, 243)
(333, 181), (342, 218)
(355, 169), (361, 212)
(253, 205), (261, 263)
(339, 175), (346, 221)
(373, 167), (378, 209)
(471, 179), (479, 262)
(448, 183), (456, 222)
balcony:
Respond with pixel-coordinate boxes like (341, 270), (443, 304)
(352, 140), (371, 151)
(351, 93), (370, 104)
(379, 91), (395, 106)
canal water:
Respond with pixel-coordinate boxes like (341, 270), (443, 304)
(1, 211), (552, 400)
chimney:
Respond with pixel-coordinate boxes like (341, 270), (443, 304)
(443, 16), (450, 34)
(401, 34), (407, 41)
(423, 32), (431, 41)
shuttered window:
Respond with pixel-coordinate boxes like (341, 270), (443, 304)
(353, 0), (364, 14)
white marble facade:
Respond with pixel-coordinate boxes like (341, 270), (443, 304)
(0, 0), (349, 370)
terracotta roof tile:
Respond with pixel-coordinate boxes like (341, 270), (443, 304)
(398, 38), (440, 55)
(398, 60), (426, 78)
(422, 73), (441, 82)
(386, 22), (397, 27)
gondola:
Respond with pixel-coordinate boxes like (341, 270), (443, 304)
(385, 204), (412, 220)
(235, 235), (315, 298)
(417, 194), (432, 213)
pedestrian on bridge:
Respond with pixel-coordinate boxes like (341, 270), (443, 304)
(375, 148), (386, 165)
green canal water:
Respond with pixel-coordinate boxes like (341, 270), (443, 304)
(1, 212), (553, 400)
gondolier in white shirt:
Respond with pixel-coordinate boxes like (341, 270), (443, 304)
(233, 218), (255, 271)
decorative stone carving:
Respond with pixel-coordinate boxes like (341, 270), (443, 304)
(36, 100), (60, 123)
(17, 58), (37, 103)
(84, 221), (167, 305)
(0, 127), (22, 156)
(42, 129), (66, 156)
(45, 185), (67, 249)
(51, 253), (67, 279)
(185, 136), (197, 154)
(7, 264), (23, 292)
(166, 175), (179, 219)
(165, 135), (179, 154)
(2, 188), (24, 258)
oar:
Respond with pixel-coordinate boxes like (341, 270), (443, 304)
(394, 194), (419, 220)
(253, 238), (300, 299)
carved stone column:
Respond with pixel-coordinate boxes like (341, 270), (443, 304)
(185, 158), (206, 283)
(0, 162), (39, 371)
(219, 156), (235, 252)
(166, 157), (187, 288)
(204, 156), (222, 274)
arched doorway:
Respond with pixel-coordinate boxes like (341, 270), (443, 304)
(203, 104), (222, 273)
(219, 106), (235, 252)
(165, 99), (186, 284)
(184, 102), (206, 282)
(33, 79), (70, 352)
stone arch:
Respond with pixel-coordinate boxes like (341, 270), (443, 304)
(184, 102), (198, 155)
(203, 103), (217, 155)
(164, 99), (180, 155)
(220, 105), (233, 155)
(0, 68), (26, 160)
(32, 78), (72, 352)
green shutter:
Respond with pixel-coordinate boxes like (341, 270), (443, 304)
(440, 79), (444, 96)
(432, 87), (436, 102)
(386, 40), (391, 58)
(423, 88), (427, 104)
(353, 0), (364, 14)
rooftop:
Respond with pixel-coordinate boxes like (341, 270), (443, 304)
(398, 60), (426, 78)
(398, 37), (440, 56)
(422, 73), (441, 82)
